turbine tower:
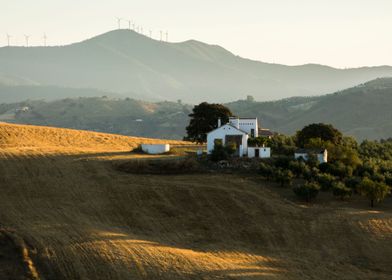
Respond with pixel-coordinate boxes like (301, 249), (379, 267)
(165, 31), (168, 42)
(6, 34), (11, 46)
(43, 33), (47, 46)
(24, 35), (30, 47)
(160, 30), (163, 41)
(116, 17), (122, 29)
(127, 20), (132, 30)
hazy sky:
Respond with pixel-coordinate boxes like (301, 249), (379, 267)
(1, 0), (391, 68)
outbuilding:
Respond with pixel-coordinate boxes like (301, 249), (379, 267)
(294, 148), (328, 164)
(248, 146), (271, 158)
(141, 144), (170, 154)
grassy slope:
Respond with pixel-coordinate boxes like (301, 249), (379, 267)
(0, 124), (391, 279)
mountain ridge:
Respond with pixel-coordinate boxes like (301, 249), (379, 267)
(1, 29), (392, 103)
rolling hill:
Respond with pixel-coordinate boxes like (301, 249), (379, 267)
(2, 78), (392, 140)
(229, 77), (392, 140)
(1, 29), (392, 103)
(0, 123), (391, 279)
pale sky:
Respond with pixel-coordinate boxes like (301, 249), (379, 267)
(1, 0), (391, 68)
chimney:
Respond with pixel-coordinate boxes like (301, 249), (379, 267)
(218, 118), (221, 127)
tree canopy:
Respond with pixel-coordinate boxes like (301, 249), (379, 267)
(185, 102), (233, 143)
(296, 123), (343, 147)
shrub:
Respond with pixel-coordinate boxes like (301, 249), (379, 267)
(315, 173), (336, 191)
(259, 162), (275, 179)
(332, 182), (353, 200)
(293, 181), (321, 202)
(288, 160), (308, 178)
(344, 177), (362, 192)
(210, 144), (235, 162)
(274, 168), (294, 187)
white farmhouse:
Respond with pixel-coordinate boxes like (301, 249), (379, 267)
(207, 122), (249, 156)
(294, 148), (328, 164)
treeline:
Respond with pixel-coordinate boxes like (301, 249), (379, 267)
(258, 124), (392, 207)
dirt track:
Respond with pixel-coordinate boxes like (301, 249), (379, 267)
(0, 123), (391, 279)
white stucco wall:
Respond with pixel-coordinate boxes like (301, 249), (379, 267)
(207, 124), (248, 155)
(248, 147), (271, 158)
(141, 144), (170, 154)
(294, 151), (328, 164)
(229, 117), (258, 138)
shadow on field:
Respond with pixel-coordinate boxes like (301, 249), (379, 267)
(0, 151), (392, 279)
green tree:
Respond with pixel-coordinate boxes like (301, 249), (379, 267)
(332, 182), (353, 200)
(185, 102), (233, 143)
(358, 177), (390, 207)
(293, 182), (321, 202)
(296, 123), (343, 147)
(274, 168), (294, 187)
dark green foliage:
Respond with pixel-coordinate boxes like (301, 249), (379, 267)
(296, 123), (343, 147)
(186, 102), (233, 143)
(344, 177), (362, 192)
(268, 135), (296, 156)
(293, 182), (321, 202)
(274, 168), (294, 187)
(320, 162), (352, 179)
(259, 162), (275, 179)
(209, 144), (235, 162)
(332, 182), (353, 200)
(316, 173), (336, 191)
(288, 160), (309, 177)
(358, 177), (390, 207)
(248, 136), (270, 147)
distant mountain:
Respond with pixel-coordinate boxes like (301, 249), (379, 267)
(1, 29), (392, 103)
(228, 78), (392, 140)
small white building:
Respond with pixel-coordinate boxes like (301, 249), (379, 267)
(141, 144), (170, 154)
(248, 146), (271, 158)
(294, 148), (328, 164)
(207, 123), (248, 156)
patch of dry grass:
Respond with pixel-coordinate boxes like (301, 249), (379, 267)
(0, 123), (391, 279)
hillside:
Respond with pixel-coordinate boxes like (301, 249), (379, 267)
(229, 77), (392, 140)
(1, 29), (392, 103)
(0, 97), (191, 140)
(0, 122), (187, 153)
(2, 78), (392, 140)
(0, 123), (391, 279)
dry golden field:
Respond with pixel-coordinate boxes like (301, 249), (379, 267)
(0, 123), (392, 279)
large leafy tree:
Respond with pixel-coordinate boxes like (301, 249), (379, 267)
(185, 102), (233, 143)
(296, 123), (343, 147)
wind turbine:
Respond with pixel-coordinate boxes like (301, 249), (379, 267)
(165, 31), (168, 42)
(6, 34), (11, 46)
(43, 33), (47, 46)
(132, 23), (136, 30)
(24, 35), (30, 47)
(116, 17), (122, 29)
(127, 20), (132, 30)
(160, 30), (163, 41)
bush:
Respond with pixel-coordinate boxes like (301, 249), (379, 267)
(344, 177), (362, 192)
(315, 173), (336, 191)
(274, 168), (294, 187)
(210, 144), (235, 162)
(288, 160), (308, 178)
(293, 181), (321, 202)
(259, 162), (275, 179)
(332, 182), (353, 200)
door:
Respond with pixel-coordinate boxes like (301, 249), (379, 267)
(255, 148), (260, 158)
